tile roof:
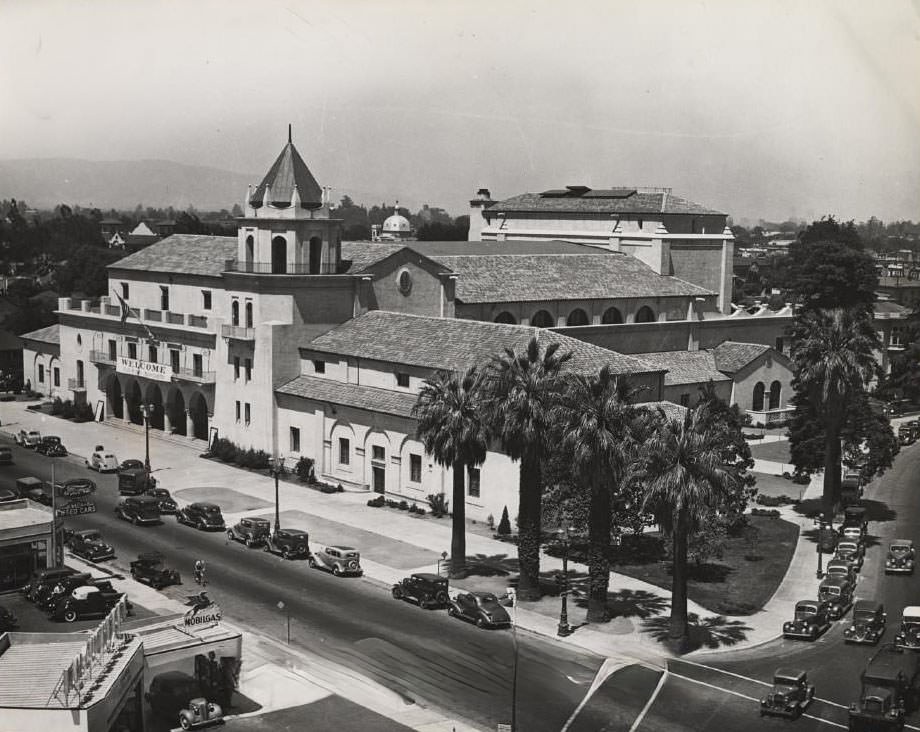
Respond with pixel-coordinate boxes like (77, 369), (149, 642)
(405, 240), (600, 257)
(109, 234), (237, 277)
(631, 350), (731, 386)
(712, 341), (772, 373)
(305, 310), (662, 376)
(19, 323), (59, 345)
(875, 300), (911, 316)
(250, 140), (323, 208)
(641, 400), (689, 421)
(427, 253), (713, 303)
(486, 190), (724, 216)
(276, 374), (419, 417)
(341, 242), (417, 273)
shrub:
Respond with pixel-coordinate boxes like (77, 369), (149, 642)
(50, 397), (64, 415)
(367, 496), (385, 508)
(750, 508), (780, 518)
(61, 400), (75, 419)
(427, 493), (449, 518)
(336, 483), (344, 493)
(755, 494), (795, 507)
(249, 449), (270, 471)
(398, 499), (409, 511)
(74, 403), (95, 423)
(386, 499), (400, 508)
(213, 437), (238, 463)
(497, 506), (512, 535)
(415, 506), (426, 515)
(486, 513), (495, 530)
(295, 456), (316, 483)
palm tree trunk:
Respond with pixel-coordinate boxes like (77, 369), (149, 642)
(586, 469), (611, 623)
(516, 454), (543, 601)
(669, 508), (690, 652)
(450, 460), (467, 577)
(823, 428), (841, 522)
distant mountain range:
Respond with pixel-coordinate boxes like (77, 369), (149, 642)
(0, 158), (258, 211)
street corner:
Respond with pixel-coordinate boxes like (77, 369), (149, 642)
(235, 662), (332, 715)
(218, 695), (417, 732)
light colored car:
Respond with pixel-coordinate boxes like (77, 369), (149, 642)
(309, 545), (363, 576)
(87, 448), (119, 472)
(17, 430), (41, 448)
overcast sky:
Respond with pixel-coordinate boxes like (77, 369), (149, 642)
(1, 0), (918, 224)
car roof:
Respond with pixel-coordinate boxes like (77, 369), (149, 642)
(904, 606), (920, 619)
(75, 529), (100, 537)
(282, 528), (307, 535)
(820, 576), (848, 588)
(412, 573), (445, 581)
(194, 502), (220, 509)
(328, 545), (356, 551)
(137, 551), (165, 563)
(854, 599), (882, 613)
(244, 517), (270, 523)
(774, 668), (806, 683)
(796, 600), (819, 610)
(893, 539), (913, 546)
(72, 586), (100, 600)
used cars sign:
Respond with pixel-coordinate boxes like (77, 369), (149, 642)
(56, 498), (97, 517)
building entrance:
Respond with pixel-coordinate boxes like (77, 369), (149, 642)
(372, 466), (385, 494)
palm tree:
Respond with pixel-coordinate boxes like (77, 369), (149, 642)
(413, 366), (489, 577)
(639, 402), (739, 651)
(555, 366), (639, 623)
(790, 307), (879, 519)
(483, 336), (572, 601)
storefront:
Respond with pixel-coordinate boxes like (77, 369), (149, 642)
(0, 498), (54, 591)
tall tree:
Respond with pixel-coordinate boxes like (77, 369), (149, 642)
(638, 403), (740, 651)
(554, 367), (639, 622)
(484, 337), (572, 601)
(413, 366), (490, 577)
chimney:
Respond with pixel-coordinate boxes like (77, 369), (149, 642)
(468, 188), (493, 242)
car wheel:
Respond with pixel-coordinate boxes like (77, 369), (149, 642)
(392, 586), (404, 600)
(476, 616), (486, 628)
(435, 590), (449, 606)
(197, 521), (204, 531)
(333, 566), (342, 577)
(246, 538), (254, 548)
(282, 549), (291, 560)
(63, 609), (77, 623)
(132, 516), (138, 526)
(180, 717), (192, 731)
(448, 606), (457, 617)
(263, 543), (271, 553)
(227, 530), (234, 541)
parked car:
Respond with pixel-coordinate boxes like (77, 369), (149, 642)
(145, 487), (178, 514)
(118, 468), (156, 495)
(844, 600), (887, 645)
(309, 545), (363, 576)
(448, 591), (511, 629)
(35, 435), (67, 456)
(840, 506), (868, 538)
(36, 572), (93, 610)
(392, 573), (450, 609)
(178, 698), (224, 730)
(119, 459), (144, 471)
(65, 529), (115, 562)
(895, 606), (920, 650)
(0, 605), (18, 632)
(817, 520), (838, 553)
(836, 540), (865, 572)
(115, 495), (162, 525)
(131, 552), (181, 589)
(839, 525), (866, 546)
(841, 470), (865, 506)
(825, 559), (858, 586)
(25, 484), (52, 505)
(227, 517), (271, 548)
(759, 668), (815, 719)
(783, 600), (833, 640)
(146, 671), (203, 721)
(50, 585), (123, 622)
(899, 422), (918, 445)
(87, 447), (119, 472)
(23, 566), (77, 600)
(818, 575), (854, 620)
(0, 446), (14, 465)
(886, 539), (916, 575)
(16, 429), (41, 448)
(263, 528), (310, 559)
(177, 502), (226, 531)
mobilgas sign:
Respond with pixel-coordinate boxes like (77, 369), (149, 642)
(183, 603), (222, 630)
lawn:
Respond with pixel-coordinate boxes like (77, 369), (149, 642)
(749, 439), (793, 464)
(611, 515), (799, 616)
(752, 471), (808, 501)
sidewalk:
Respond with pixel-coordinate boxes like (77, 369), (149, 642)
(0, 399), (823, 667)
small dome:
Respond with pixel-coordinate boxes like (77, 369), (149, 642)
(382, 213), (411, 233)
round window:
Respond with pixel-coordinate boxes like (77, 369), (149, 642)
(397, 269), (412, 296)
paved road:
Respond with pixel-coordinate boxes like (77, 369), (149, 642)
(2, 440), (659, 732)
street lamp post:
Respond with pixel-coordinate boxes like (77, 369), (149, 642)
(507, 586), (518, 732)
(270, 457), (285, 534)
(142, 402), (156, 479)
(556, 523), (573, 638)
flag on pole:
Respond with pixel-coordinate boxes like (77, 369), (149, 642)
(113, 290), (159, 345)
(113, 290), (131, 325)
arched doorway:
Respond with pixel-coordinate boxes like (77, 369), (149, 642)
(144, 384), (165, 430)
(188, 392), (209, 441)
(494, 311), (517, 324)
(531, 310), (554, 328)
(168, 388), (187, 436)
(271, 236), (287, 274)
(602, 307), (623, 324)
(753, 382), (765, 411)
(309, 237), (323, 274)
(769, 380), (781, 410)
(126, 381), (143, 425)
(566, 308), (589, 326)
(635, 306), (656, 323)
(108, 375), (123, 420)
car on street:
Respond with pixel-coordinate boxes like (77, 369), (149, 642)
(448, 591), (511, 629)
(759, 668), (815, 718)
(22, 567), (77, 600)
(35, 435), (67, 457)
(145, 487), (177, 514)
(0, 605), (18, 632)
(886, 539), (915, 575)
(16, 429), (41, 448)
(87, 447), (119, 472)
(0, 446), (14, 465)
(65, 529), (116, 562)
(825, 559), (858, 586)
(36, 572), (93, 610)
(783, 600), (833, 640)
(145, 671), (203, 721)
(817, 520), (838, 553)
(836, 540), (865, 572)
(263, 528), (310, 559)
(309, 545), (363, 576)
(118, 468), (156, 495)
(899, 422), (918, 445)
(119, 459), (144, 471)
(839, 525), (866, 545)
(818, 575), (854, 619)
(131, 552), (181, 589)
(392, 573), (450, 609)
(895, 606), (920, 650)
(177, 502), (226, 531)
(178, 697), (224, 730)
(227, 517), (271, 548)
(840, 506), (868, 537)
(844, 600), (887, 645)
(841, 470), (865, 506)
(50, 584), (124, 622)
(115, 495), (162, 525)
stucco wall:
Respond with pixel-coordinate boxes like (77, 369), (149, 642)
(732, 351), (794, 415)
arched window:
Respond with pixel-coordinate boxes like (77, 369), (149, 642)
(271, 236), (287, 274)
(635, 306), (656, 323)
(231, 301), (240, 327)
(245, 302), (253, 328)
(753, 382), (765, 411)
(494, 311), (517, 325)
(769, 380), (781, 410)
(531, 310), (554, 328)
(245, 235), (254, 265)
(309, 237), (323, 274)
(566, 308), (589, 326)
(601, 307), (623, 324)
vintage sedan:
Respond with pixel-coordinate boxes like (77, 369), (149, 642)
(448, 591), (511, 629)
(844, 600), (887, 645)
(115, 496), (161, 525)
(392, 573), (450, 609)
(309, 545), (363, 576)
(23, 567), (77, 601)
(178, 698), (224, 730)
(825, 559), (858, 586)
(86, 447), (119, 472)
(145, 487), (178, 514)
(886, 539), (915, 575)
(177, 502), (226, 531)
(263, 528), (310, 559)
(227, 517), (271, 548)
(16, 429), (41, 448)
(35, 436), (67, 457)
(783, 600), (833, 641)
(36, 572), (93, 610)
(51, 585), (123, 623)
(131, 552), (181, 589)
(895, 606), (920, 650)
(760, 668), (815, 718)
(835, 540), (865, 572)
(818, 575), (854, 619)
(839, 506), (868, 537)
(119, 459), (145, 471)
(65, 529), (115, 562)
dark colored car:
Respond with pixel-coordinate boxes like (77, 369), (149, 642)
(50, 584), (123, 622)
(783, 600), (833, 640)
(836, 540), (865, 572)
(118, 468), (156, 495)
(145, 671), (203, 720)
(263, 528), (310, 559)
(25, 485), (52, 505)
(817, 520), (838, 553)
(227, 517), (271, 547)
(886, 539), (915, 575)
(35, 436), (67, 457)
(145, 487), (177, 514)
(392, 573), (450, 609)
(819, 575), (854, 620)
(760, 668), (815, 718)
(115, 495), (162, 525)
(825, 558), (858, 586)
(130, 552), (181, 589)
(36, 572), (93, 610)
(177, 502), (225, 531)
(448, 591), (511, 629)
(0, 605), (18, 632)
(844, 600), (887, 645)
(0, 446), (14, 465)
(839, 506), (868, 538)
(119, 459), (145, 471)
(65, 529), (116, 562)
(23, 566), (77, 600)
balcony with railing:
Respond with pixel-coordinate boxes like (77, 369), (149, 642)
(221, 324), (255, 341)
(224, 259), (339, 275)
(170, 366), (216, 384)
(58, 297), (210, 332)
(68, 378), (86, 391)
(90, 350), (116, 365)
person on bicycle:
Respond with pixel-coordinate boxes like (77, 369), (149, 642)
(194, 559), (207, 585)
